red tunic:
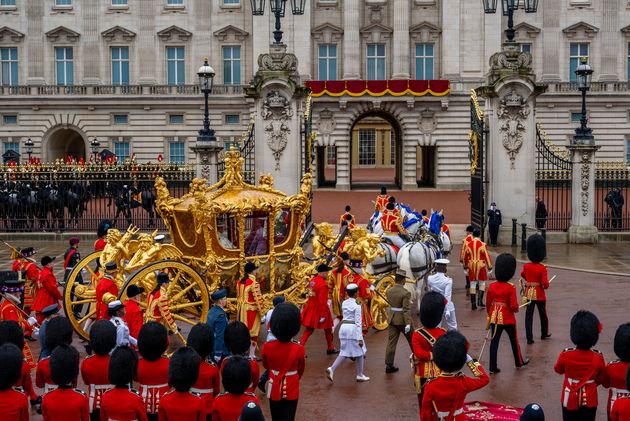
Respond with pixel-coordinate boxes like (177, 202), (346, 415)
(210, 392), (259, 421)
(374, 194), (390, 212)
(235, 276), (264, 339)
(356, 275), (374, 330)
(100, 387), (147, 421)
(611, 396), (630, 421)
(0, 299), (34, 340)
(94, 238), (107, 252)
(146, 288), (177, 332)
(41, 388), (90, 421)
(261, 340), (305, 401)
(0, 387), (29, 421)
(36, 357), (55, 391)
(554, 348), (606, 410)
(412, 327), (447, 382)
(124, 300), (143, 341)
(603, 360), (630, 414)
(381, 210), (405, 234)
(459, 235), (474, 269)
(95, 276), (118, 321)
(301, 274), (333, 329)
(158, 390), (206, 421)
(80, 354), (111, 412)
(520, 262), (549, 301)
(464, 239), (492, 281)
(136, 357), (170, 414)
(21, 261), (40, 309)
(11, 259), (22, 272)
(339, 212), (356, 230)
(16, 359), (38, 400)
(220, 356), (260, 394)
(486, 281), (519, 325)
(421, 368), (490, 420)
(191, 360), (220, 414)
(32, 267), (62, 313)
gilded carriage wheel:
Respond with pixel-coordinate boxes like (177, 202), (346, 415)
(370, 275), (395, 331)
(63, 250), (103, 341)
(119, 260), (210, 335)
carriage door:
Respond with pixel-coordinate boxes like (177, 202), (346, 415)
(469, 90), (486, 240)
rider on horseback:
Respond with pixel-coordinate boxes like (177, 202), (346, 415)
(381, 202), (408, 249)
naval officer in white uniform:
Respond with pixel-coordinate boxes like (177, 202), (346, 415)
(427, 258), (457, 331)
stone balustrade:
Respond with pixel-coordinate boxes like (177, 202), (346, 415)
(0, 84), (247, 96)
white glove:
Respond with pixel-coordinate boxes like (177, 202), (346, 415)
(466, 354), (473, 363)
(213, 355), (221, 363)
(32, 327), (40, 337)
(404, 325), (411, 334)
(27, 316), (37, 326)
(327, 299), (332, 308)
(488, 269), (493, 274)
(319, 317), (326, 323)
(369, 285), (375, 292)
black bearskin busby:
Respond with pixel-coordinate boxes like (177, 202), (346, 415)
(0, 320), (25, 350)
(614, 323), (630, 362)
(222, 355), (252, 395)
(89, 320), (117, 356)
(494, 253), (516, 282)
(432, 330), (468, 374)
(526, 234), (546, 264)
(169, 347), (200, 392)
(0, 343), (22, 390)
(420, 291), (446, 329)
(570, 310), (600, 350)
(138, 322), (168, 361)
(225, 321), (250, 355)
(97, 219), (113, 238)
(270, 302), (301, 343)
(187, 323), (214, 360)
(44, 316), (73, 352)
(108, 346), (138, 388)
(50, 344), (80, 387)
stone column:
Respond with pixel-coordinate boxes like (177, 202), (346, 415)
(599, 0), (618, 81)
(191, 142), (223, 185)
(567, 144), (599, 243)
(137, 0), (157, 85)
(342, 0), (361, 79)
(391, 0), (409, 79)
(81, 0), (101, 85)
(25, 1), (45, 85)
(441, 0), (461, 80)
(540, 0), (560, 82)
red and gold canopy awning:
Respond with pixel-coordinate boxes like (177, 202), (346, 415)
(304, 80), (450, 97)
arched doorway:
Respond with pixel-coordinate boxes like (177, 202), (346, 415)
(46, 126), (86, 161)
(349, 112), (402, 189)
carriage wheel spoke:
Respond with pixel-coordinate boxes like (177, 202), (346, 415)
(170, 301), (203, 311)
(170, 282), (196, 303)
(70, 299), (94, 306)
(84, 265), (97, 278)
(173, 313), (197, 326)
(77, 309), (96, 325)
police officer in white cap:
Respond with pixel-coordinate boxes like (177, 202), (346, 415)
(108, 300), (137, 348)
(427, 259), (457, 330)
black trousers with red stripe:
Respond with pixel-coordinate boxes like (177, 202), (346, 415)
(525, 300), (549, 342)
(489, 324), (524, 372)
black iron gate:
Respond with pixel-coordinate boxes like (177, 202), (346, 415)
(535, 125), (573, 231)
(469, 90), (486, 239)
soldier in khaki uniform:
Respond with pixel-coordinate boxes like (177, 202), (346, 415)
(384, 271), (413, 373)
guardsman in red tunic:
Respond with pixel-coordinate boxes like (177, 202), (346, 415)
(381, 202), (408, 249)
(136, 322), (170, 420)
(187, 323), (221, 418)
(0, 319), (40, 409)
(521, 234), (551, 344)
(36, 316), (74, 394)
(0, 343), (29, 421)
(329, 252), (351, 330)
(421, 331), (490, 421)
(612, 394), (630, 421)
(211, 356), (260, 421)
(554, 310), (607, 421)
(486, 253), (528, 374)
(262, 303), (306, 420)
(32, 256), (62, 325)
(236, 262), (265, 358)
(145, 273), (177, 334)
(339, 205), (356, 231)
(100, 346), (148, 421)
(95, 262), (119, 321)
(222, 322), (260, 394)
(459, 226), (474, 296)
(80, 320), (116, 419)
(41, 345), (90, 421)
(603, 324), (630, 419)
(19, 247), (39, 312)
(0, 278), (37, 362)
(464, 229), (492, 310)
(348, 260), (374, 334)
(123, 284), (145, 345)
(374, 186), (390, 212)
(159, 347), (206, 421)
(300, 263), (337, 354)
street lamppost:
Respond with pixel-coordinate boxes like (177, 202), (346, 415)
(24, 138), (34, 162)
(197, 58), (216, 143)
(250, 0), (306, 45)
(482, 0), (539, 43)
(90, 138), (101, 162)
(573, 57), (594, 144)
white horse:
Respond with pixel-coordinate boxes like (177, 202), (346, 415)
(367, 210), (384, 235)
(397, 240), (439, 303)
(365, 242), (398, 276)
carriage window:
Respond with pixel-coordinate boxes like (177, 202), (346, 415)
(215, 214), (239, 250)
(243, 213), (268, 256)
(273, 209), (291, 246)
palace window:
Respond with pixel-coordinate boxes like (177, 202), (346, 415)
(55, 47), (73, 86)
(112, 0), (128, 4)
(366, 44), (385, 80)
(318, 44), (337, 80)
(223, 0), (239, 4)
(225, 114), (240, 124)
(358, 128), (376, 166)
(169, 114), (184, 124)
(113, 139), (130, 161)
(113, 114), (128, 125)
(569, 43), (589, 82)
(571, 112), (582, 122)
(169, 141), (185, 163)
(326, 146), (336, 165)
(415, 43), (434, 80)
(0, 48), (18, 86)
(222, 46), (241, 85)
(167, 47), (185, 85)
(520, 43), (532, 54)
(55, 0), (72, 5)
(111, 47), (130, 85)
(3, 115), (17, 125)
(0, 0), (16, 4)
(167, 0), (183, 4)
(3, 142), (19, 155)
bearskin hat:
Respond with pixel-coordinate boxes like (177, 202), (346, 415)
(0, 343), (23, 390)
(44, 316), (73, 352)
(433, 330), (468, 374)
(494, 253), (516, 282)
(187, 323), (214, 360)
(526, 234), (546, 264)
(108, 346), (138, 387)
(169, 347), (200, 392)
(270, 302), (301, 343)
(224, 321), (251, 355)
(420, 291), (446, 329)
(90, 320), (117, 356)
(345, 205), (351, 212)
(50, 344), (80, 387)
(138, 322), (168, 361)
(614, 323), (630, 362)
(97, 219), (113, 238)
(222, 355), (252, 395)
(0, 320), (25, 350)
(570, 310), (600, 350)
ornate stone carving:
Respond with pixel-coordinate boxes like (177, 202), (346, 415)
(316, 108), (335, 146)
(258, 44), (298, 73)
(580, 152), (592, 217)
(497, 89), (530, 168)
(489, 46), (532, 73)
(418, 108), (437, 146)
(261, 91), (293, 170)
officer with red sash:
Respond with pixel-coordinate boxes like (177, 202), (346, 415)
(95, 262), (119, 321)
(603, 324), (630, 420)
(521, 234), (551, 344)
(300, 263), (337, 354)
(32, 256), (62, 325)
